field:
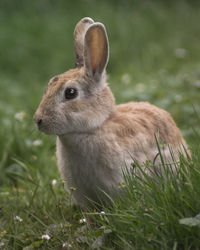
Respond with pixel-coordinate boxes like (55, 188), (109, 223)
(0, 0), (200, 249)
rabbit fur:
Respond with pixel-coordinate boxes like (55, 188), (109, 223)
(34, 17), (190, 207)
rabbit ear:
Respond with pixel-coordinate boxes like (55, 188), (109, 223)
(84, 23), (109, 79)
(74, 17), (94, 68)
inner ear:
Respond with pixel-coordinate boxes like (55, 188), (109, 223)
(84, 23), (109, 77)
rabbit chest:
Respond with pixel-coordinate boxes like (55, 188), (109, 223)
(56, 132), (129, 204)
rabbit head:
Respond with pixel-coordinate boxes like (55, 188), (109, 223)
(34, 18), (115, 135)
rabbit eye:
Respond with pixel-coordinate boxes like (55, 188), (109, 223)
(64, 88), (78, 100)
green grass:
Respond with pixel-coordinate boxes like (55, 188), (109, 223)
(0, 0), (200, 249)
(89, 150), (200, 250)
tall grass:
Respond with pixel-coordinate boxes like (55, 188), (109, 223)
(89, 146), (200, 249)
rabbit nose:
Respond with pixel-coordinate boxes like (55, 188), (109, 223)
(34, 113), (43, 128)
(37, 119), (43, 126)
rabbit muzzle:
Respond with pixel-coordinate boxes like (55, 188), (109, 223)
(34, 108), (54, 134)
(34, 110), (47, 133)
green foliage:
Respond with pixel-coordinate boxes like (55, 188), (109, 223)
(90, 150), (200, 250)
(0, 0), (200, 249)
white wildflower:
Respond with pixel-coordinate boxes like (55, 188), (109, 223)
(41, 234), (51, 240)
(79, 218), (86, 224)
(32, 139), (43, 147)
(121, 73), (131, 84)
(175, 48), (187, 58)
(0, 191), (9, 196)
(100, 211), (106, 215)
(14, 215), (23, 222)
(0, 242), (5, 247)
(62, 242), (72, 248)
(52, 179), (57, 186)
(135, 82), (145, 92)
(15, 111), (27, 121)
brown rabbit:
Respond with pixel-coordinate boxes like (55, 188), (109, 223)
(34, 17), (190, 207)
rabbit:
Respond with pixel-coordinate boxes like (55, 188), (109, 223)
(34, 17), (190, 207)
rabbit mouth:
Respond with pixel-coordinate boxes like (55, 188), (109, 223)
(36, 120), (54, 134)
(37, 124), (65, 135)
(34, 117), (60, 135)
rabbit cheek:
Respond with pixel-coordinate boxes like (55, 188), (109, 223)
(47, 107), (71, 135)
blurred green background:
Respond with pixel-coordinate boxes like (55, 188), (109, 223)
(0, 1), (200, 249)
(0, 0), (200, 186)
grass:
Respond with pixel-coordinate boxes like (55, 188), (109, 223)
(0, 0), (200, 249)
